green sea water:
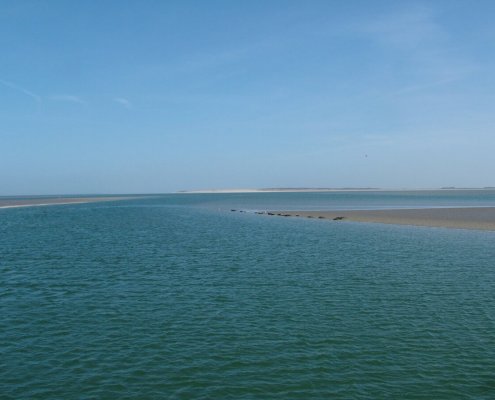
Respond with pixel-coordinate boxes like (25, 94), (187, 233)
(1, 192), (495, 399)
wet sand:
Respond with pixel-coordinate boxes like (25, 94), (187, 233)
(0, 196), (135, 209)
(266, 208), (495, 231)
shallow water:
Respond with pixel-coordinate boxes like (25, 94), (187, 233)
(1, 193), (495, 399)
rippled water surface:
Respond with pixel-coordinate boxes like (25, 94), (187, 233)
(1, 193), (495, 399)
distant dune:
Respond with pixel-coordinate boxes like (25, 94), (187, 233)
(179, 187), (495, 194)
(179, 188), (380, 193)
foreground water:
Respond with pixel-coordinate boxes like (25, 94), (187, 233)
(1, 192), (495, 399)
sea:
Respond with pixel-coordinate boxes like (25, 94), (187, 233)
(1, 191), (495, 399)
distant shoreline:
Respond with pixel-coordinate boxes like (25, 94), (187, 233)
(0, 196), (136, 209)
(179, 188), (377, 193)
(262, 207), (495, 231)
(180, 187), (495, 194)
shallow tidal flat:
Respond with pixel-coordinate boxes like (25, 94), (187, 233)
(266, 207), (495, 230)
(0, 196), (134, 209)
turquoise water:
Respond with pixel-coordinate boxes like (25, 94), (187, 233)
(1, 192), (495, 399)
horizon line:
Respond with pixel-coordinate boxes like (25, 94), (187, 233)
(2, 186), (495, 197)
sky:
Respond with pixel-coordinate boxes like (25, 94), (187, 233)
(1, 0), (495, 194)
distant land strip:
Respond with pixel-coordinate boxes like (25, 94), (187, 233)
(180, 187), (495, 193)
(260, 207), (495, 231)
(180, 188), (378, 193)
(0, 196), (136, 209)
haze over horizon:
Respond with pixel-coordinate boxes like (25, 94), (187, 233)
(2, 1), (495, 195)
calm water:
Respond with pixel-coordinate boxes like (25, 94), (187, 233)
(1, 192), (495, 399)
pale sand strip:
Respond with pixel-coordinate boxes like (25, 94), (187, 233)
(0, 196), (136, 209)
(266, 208), (495, 231)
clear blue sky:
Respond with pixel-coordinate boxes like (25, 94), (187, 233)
(1, 0), (495, 194)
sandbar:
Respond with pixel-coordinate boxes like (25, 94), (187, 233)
(0, 196), (135, 209)
(266, 208), (495, 231)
